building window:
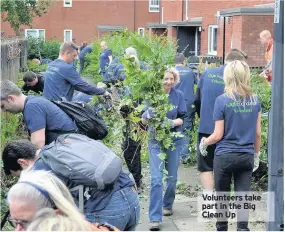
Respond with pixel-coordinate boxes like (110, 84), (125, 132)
(64, 0), (72, 7)
(64, 30), (72, 42)
(138, 28), (145, 37)
(208, 25), (218, 55)
(25, 29), (45, 39)
(149, 0), (159, 12)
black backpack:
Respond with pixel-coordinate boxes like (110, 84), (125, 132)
(52, 100), (108, 140)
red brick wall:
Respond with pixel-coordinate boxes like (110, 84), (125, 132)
(241, 15), (274, 66)
(216, 15), (273, 67)
(1, 0), (159, 45)
(161, 0), (183, 22)
(187, 0), (274, 55)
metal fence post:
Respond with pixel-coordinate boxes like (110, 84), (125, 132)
(266, 0), (284, 231)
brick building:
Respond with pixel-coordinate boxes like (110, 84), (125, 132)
(1, 0), (274, 66)
(1, 0), (159, 44)
(147, 0), (274, 67)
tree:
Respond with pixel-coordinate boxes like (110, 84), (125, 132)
(1, 0), (51, 35)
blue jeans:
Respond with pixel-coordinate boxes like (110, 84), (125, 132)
(180, 103), (195, 160)
(85, 187), (140, 231)
(148, 139), (182, 222)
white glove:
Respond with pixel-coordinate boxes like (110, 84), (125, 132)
(199, 137), (208, 157)
(253, 152), (260, 172)
(97, 82), (107, 89)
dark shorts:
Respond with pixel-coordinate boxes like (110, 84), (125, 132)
(197, 133), (216, 172)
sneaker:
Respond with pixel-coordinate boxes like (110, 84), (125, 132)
(163, 208), (173, 216)
(149, 221), (160, 231)
(182, 156), (191, 164)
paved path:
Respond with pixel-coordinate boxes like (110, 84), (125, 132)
(136, 164), (266, 231)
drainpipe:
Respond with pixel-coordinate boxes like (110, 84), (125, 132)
(162, 7), (164, 24)
(182, 0), (184, 21)
(133, 0), (136, 32)
(222, 17), (226, 64)
(159, 0), (162, 24)
(186, 0), (189, 20)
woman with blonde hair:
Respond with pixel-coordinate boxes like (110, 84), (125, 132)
(142, 68), (186, 231)
(7, 170), (118, 231)
(199, 60), (261, 231)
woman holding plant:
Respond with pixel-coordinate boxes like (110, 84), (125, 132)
(199, 60), (261, 231)
(141, 68), (186, 231)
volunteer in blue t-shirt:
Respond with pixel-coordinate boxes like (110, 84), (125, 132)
(0, 80), (77, 149)
(174, 53), (197, 164)
(141, 68), (186, 231)
(199, 60), (261, 231)
(43, 41), (109, 101)
(194, 49), (248, 200)
(78, 45), (92, 75)
(2, 139), (140, 231)
(99, 41), (113, 82)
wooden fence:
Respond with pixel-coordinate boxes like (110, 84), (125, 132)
(1, 38), (28, 82)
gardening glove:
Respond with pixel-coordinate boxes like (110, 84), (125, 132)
(253, 152), (260, 172)
(162, 117), (175, 128)
(142, 108), (155, 120)
(97, 82), (107, 90)
(103, 90), (111, 97)
(199, 137), (208, 157)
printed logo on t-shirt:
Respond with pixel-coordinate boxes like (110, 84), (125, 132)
(226, 99), (258, 113)
(207, 73), (224, 85)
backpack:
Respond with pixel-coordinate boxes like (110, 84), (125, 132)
(52, 100), (108, 140)
(39, 133), (122, 190)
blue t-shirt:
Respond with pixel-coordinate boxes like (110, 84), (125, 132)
(79, 46), (92, 59)
(43, 59), (105, 101)
(33, 158), (134, 213)
(23, 96), (77, 144)
(148, 88), (187, 137)
(99, 49), (112, 71)
(213, 94), (261, 155)
(175, 65), (196, 106)
(198, 66), (225, 134)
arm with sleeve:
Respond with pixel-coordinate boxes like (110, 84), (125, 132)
(64, 67), (106, 95)
(24, 103), (47, 147)
(194, 75), (204, 117)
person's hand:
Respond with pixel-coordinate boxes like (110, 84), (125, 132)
(142, 108), (155, 120)
(199, 137), (208, 157)
(253, 152), (260, 172)
(162, 118), (175, 128)
(259, 71), (267, 78)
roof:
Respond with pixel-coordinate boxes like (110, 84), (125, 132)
(97, 25), (125, 31)
(219, 5), (274, 17)
(147, 17), (202, 28)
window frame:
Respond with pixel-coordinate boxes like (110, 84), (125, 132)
(64, 29), (72, 42)
(63, 0), (72, 7)
(138, 27), (145, 37)
(25, 29), (45, 40)
(208, 25), (218, 56)
(149, 0), (160, 12)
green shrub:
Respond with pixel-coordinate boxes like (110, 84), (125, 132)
(27, 36), (60, 60)
(26, 60), (48, 73)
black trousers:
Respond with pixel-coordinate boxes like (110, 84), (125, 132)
(214, 153), (254, 231)
(122, 137), (143, 187)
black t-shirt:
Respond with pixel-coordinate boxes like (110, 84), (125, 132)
(22, 73), (45, 94)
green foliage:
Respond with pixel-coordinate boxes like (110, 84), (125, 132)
(1, 0), (51, 35)
(250, 72), (271, 161)
(27, 36), (61, 60)
(26, 59), (48, 73)
(1, 78), (28, 230)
